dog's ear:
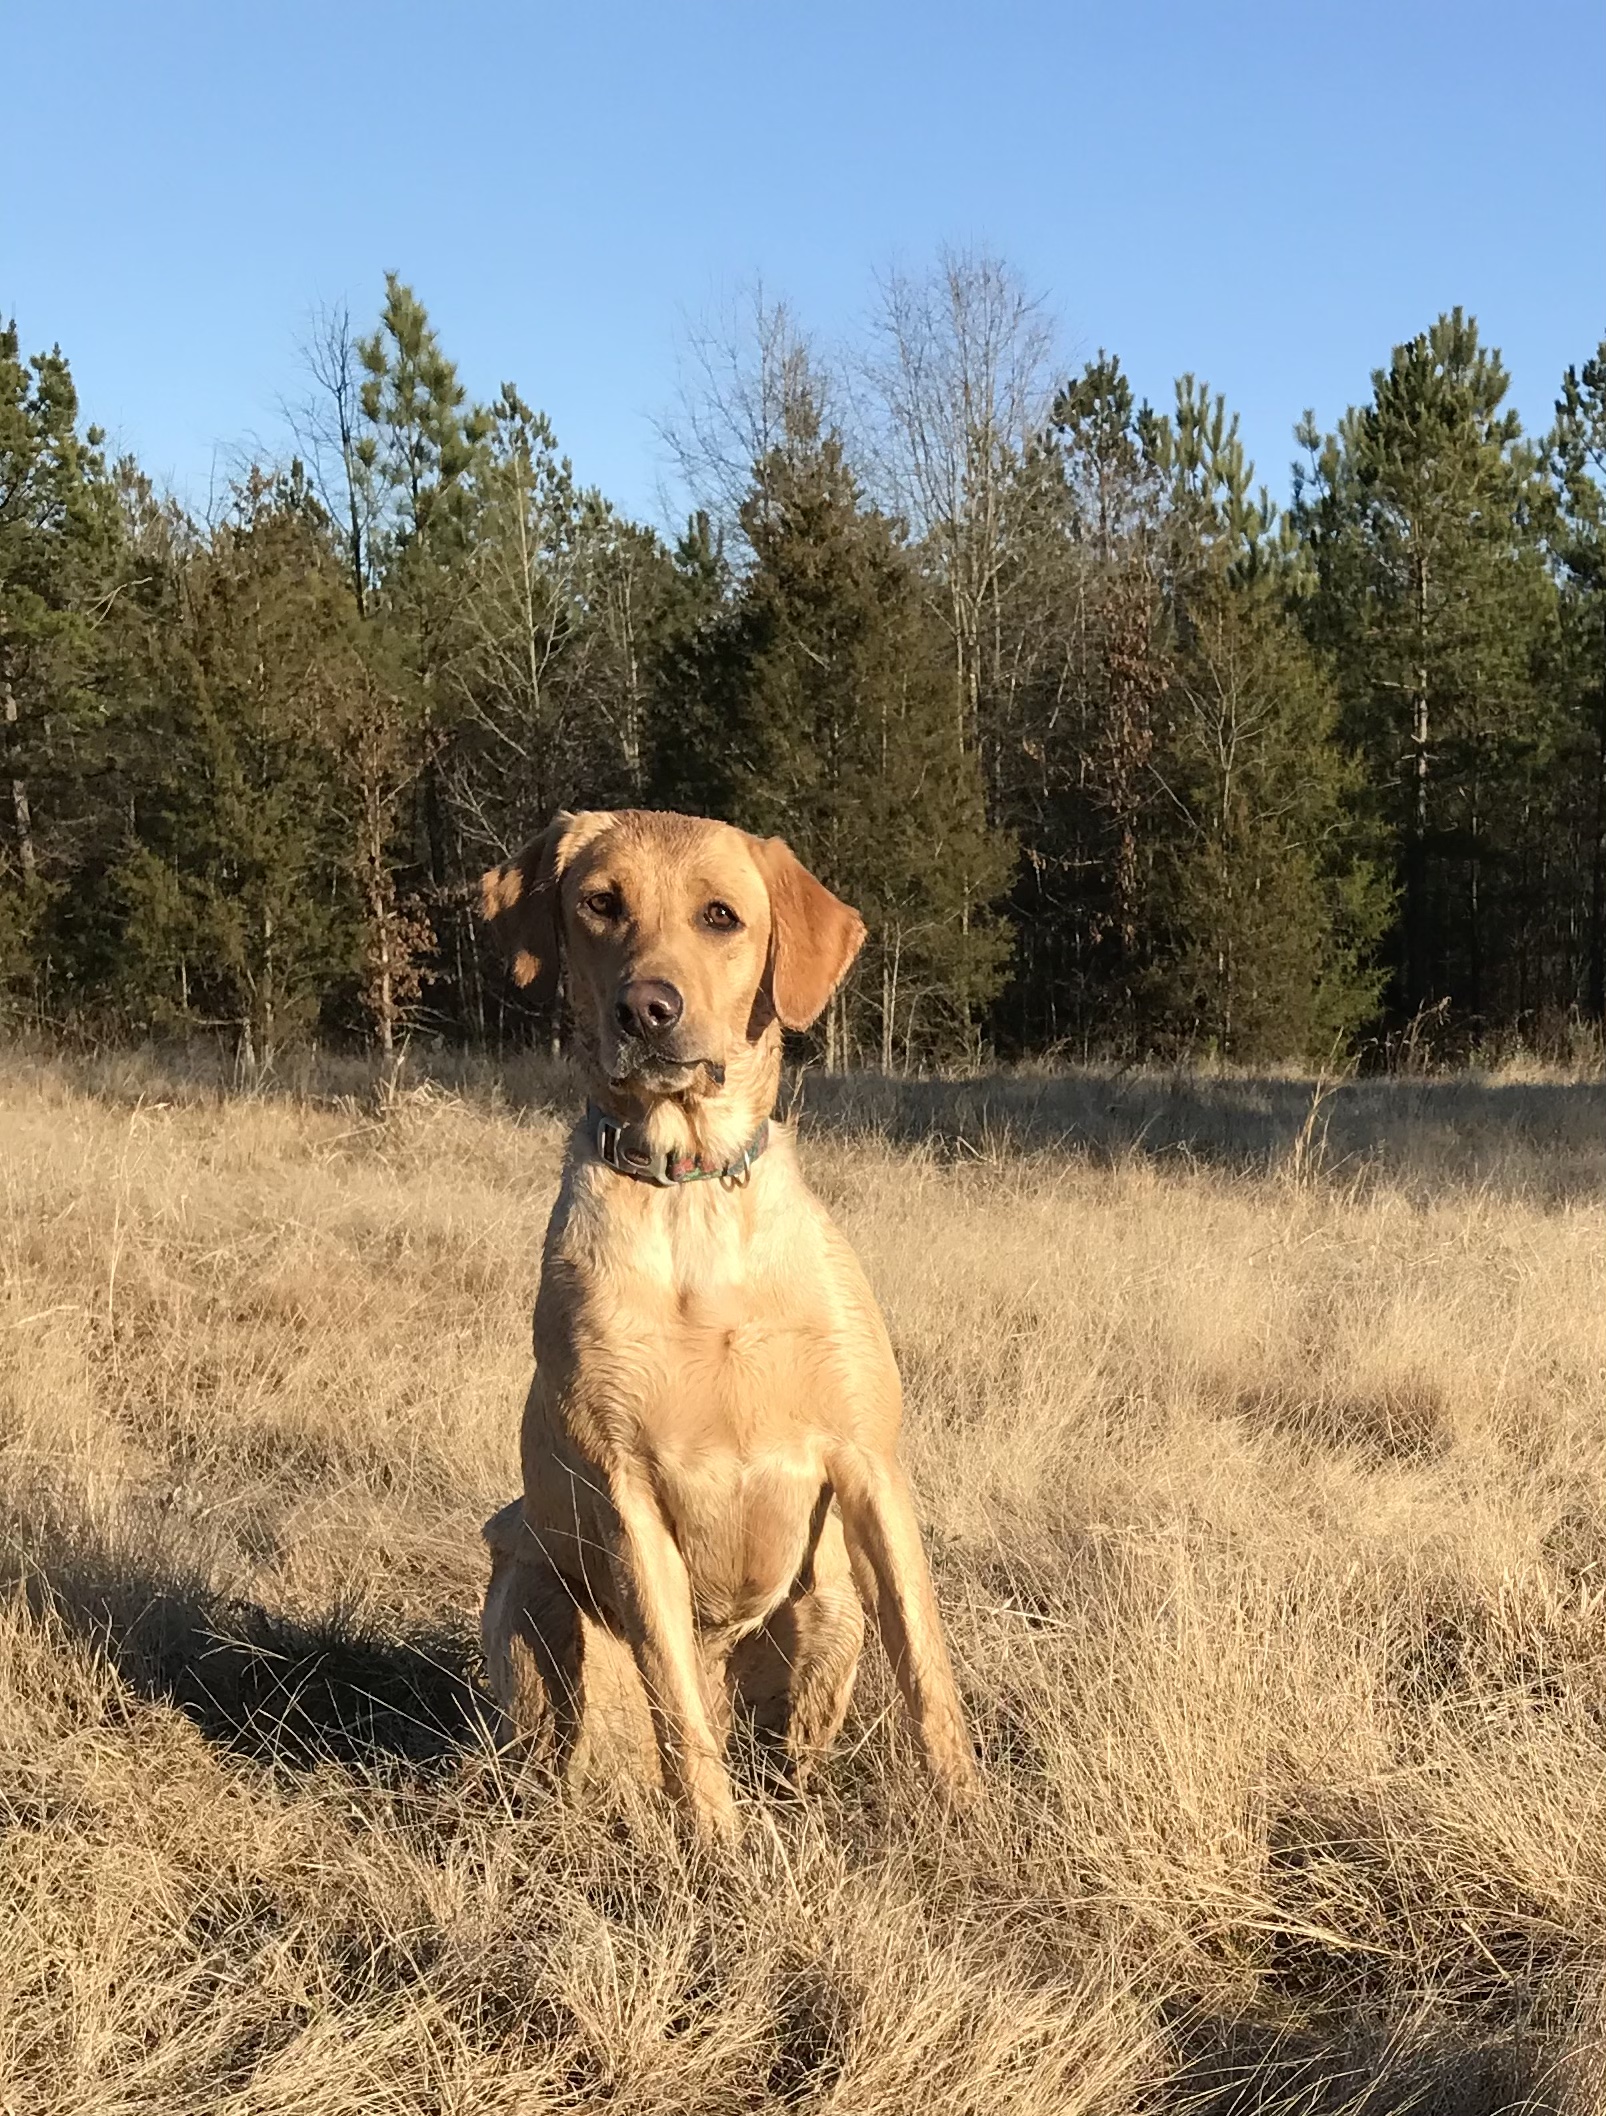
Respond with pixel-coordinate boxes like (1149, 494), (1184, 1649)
(751, 835), (866, 1030)
(479, 811), (609, 1002)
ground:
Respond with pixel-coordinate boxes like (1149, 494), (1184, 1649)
(4, 1045), (1606, 2114)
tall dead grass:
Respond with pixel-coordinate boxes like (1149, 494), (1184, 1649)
(4, 1046), (1606, 2111)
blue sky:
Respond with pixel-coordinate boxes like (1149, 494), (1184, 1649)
(4, 0), (1601, 527)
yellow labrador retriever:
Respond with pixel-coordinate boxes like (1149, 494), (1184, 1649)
(478, 808), (976, 1843)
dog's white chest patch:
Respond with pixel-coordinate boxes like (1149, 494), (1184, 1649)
(652, 1442), (825, 1634)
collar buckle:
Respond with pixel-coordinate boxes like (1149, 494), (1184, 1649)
(595, 1112), (676, 1186)
(722, 1140), (755, 1189)
(594, 1113), (624, 1172)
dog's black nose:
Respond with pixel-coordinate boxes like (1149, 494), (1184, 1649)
(615, 979), (684, 1039)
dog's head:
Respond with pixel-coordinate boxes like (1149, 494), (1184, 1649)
(481, 810), (864, 1101)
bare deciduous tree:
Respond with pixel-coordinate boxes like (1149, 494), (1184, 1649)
(659, 282), (833, 546)
(857, 247), (1059, 764)
(451, 386), (587, 834)
(306, 645), (433, 1086)
(286, 302), (382, 615)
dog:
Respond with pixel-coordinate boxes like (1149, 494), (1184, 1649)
(478, 808), (976, 1843)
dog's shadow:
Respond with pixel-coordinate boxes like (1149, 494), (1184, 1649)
(1165, 2006), (1561, 2116)
(2, 1493), (488, 1776)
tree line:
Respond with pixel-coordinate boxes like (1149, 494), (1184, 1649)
(3, 256), (1603, 1072)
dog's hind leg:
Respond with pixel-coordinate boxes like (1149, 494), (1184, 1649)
(482, 1501), (661, 1792)
(731, 1506), (863, 1789)
(575, 1609), (663, 1792)
(480, 1500), (586, 1778)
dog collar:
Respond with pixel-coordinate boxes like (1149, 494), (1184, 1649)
(586, 1101), (770, 1188)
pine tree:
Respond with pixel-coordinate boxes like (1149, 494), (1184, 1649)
(0, 322), (119, 1009)
(1145, 373), (1278, 573)
(356, 277), (481, 585)
(1548, 339), (1606, 1026)
(1128, 374), (1388, 1058)
(992, 354), (1172, 1053)
(1294, 312), (1557, 1038)
(353, 277), (485, 1021)
(703, 407), (1011, 1065)
(108, 468), (358, 1071)
(1155, 577), (1388, 1060)
(645, 511), (740, 819)
(985, 360), (1388, 1062)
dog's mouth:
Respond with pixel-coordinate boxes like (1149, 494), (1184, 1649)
(608, 1045), (726, 1095)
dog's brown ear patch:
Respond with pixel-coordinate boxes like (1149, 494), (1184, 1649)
(480, 811), (609, 1002)
(752, 836), (866, 1030)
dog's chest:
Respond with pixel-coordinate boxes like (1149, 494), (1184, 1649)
(545, 1169), (882, 1632)
(602, 1272), (838, 1632)
(650, 1436), (827, 1633)
(569, 1183), (843, 1441)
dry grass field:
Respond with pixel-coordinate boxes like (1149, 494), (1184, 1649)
(5, 1045), (1606, 2114)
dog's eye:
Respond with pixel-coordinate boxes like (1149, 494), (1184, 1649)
(702, 901), (742, 932)
(581, 889), (622, 920)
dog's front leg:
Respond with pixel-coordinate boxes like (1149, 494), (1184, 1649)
(607, 1468), (739, 1845)
(830, 1446), (978, 1808)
